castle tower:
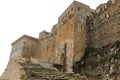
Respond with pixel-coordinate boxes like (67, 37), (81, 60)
(56, 1), (92, 72)
(0, 35), (38, 80)
(10, 35), (38, 62)
(31, 1), (92, 73)
(32, 1), (93, 73)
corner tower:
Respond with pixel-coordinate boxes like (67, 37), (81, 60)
(0, 35), (38, 80)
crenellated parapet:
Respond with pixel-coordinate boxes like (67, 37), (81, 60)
(51, 24), (58, 35)
(39, 30), (50, 40)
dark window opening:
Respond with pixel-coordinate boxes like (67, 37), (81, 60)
(65, 14), (67, 17)
(68, 12), (70, 15)
(54, 64), (63, 72)
(64, 43), (67, 55)
(63, 43), (67, 72)
(52, 43), (55, 51)
(47, 46), (48, 51)
(71, 7), (73, 11)
(30, 74), (35, 77)
(78, 7), (80, 11)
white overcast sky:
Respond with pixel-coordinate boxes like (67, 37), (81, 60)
(0, 0), (108, 76)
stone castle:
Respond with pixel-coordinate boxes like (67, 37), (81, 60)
(1, 0), (120, 80)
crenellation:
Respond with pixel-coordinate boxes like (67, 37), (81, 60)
(51, 24), (58, 34)
(39, 30), (50, 39)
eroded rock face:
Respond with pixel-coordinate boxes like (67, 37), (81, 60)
(87, 0), (120, 48)
(73, 41), (120, 80)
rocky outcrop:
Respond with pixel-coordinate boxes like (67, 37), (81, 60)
(20, 62), (88, 80)
(73, 41), (120, 80)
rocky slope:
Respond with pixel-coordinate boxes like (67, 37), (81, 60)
(0, 61), (87, 80)
(73, 41), (120, 80)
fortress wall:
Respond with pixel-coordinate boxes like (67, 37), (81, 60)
(34, 25), (57, 64)
(88, 0), (120, 48)
(35, 33), (57, 63)
(10, 39), (25, 60)
(21, 37), (38, 60)
(74, 2), (92, 63)
(56, 3), (75, 72)
(58, 1), (74, 25)
(0, 59), (23, 80)
(34, 1), (92, 72)
(34, 2), (76, 72)
(35, 16), (74, 66)
(1, 35), (38, 80)
(2, 1), (120, 79)
(56, 18), (74, 71)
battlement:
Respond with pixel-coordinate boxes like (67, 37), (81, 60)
(39, 24), (58, 40)
(39, 30), (50, 39)
(51, 24), (58, 34)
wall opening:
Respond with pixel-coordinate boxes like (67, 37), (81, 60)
(78, 7), (80, 11)
(60, 43), (67, 72)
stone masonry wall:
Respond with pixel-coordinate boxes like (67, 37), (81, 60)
(21, 35), (38, 60)
(73, 2), (92, 63)
(87, 0), (120, 48)
(34, 25), (57, 64)
(0, 59), (23, 80)
(10, 35), (38, 61)
(0, 35), (38, 80)
(34, 29), (56, 63)
(2, 0), (120, 79)
(56, 7), (74, 72)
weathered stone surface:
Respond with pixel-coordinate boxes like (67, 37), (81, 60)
(1, 61), (88, 80)
(1, 0), (120, 80)
(73, 41), (120, 80)
(33, 1), (92, 73)
(0, 59), (23, 80)
(87, 0), (120, 48)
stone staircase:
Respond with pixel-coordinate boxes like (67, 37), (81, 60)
(19, 62), (87, 80)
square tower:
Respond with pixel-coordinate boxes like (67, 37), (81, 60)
(56, 1), (92, 72)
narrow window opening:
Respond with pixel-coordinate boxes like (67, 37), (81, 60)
(71, 7), (73, 11)
(78, 7), (80, 11)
